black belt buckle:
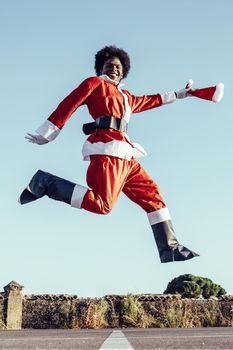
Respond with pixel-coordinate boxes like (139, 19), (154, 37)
(105, 117), (127, 133)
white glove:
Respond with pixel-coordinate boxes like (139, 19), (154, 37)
(25, 133), (49, 145)
(175, 79), (194, 99)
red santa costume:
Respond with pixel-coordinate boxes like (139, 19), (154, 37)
(20, 46), (224, 262)
(38, 74), (169, 212)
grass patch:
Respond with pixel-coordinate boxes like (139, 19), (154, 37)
(120, 295), (154, 328)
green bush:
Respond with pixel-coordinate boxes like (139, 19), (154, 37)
(164, 274), (226, 299)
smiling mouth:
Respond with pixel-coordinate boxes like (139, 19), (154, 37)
(108, 74), (119, 81)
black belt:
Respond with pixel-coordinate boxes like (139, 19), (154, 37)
(82, 116), (128, 135)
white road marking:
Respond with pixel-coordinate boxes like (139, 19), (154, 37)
(99, 330), (134, 349)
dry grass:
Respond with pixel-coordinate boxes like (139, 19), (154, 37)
(0, 319), (6, 329)
(120, 295), (155, 328)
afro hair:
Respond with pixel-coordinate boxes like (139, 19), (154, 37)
(94, 45), (131, 79)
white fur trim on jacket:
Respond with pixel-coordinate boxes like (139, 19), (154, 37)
(117, 85), (132, 123)
(100, 74), (132, 123)
(161, 92), (176, 104)
(82, 140), (147, 161)
(147, 207), (171, 225)
(36, 120), (60, 141)
(70, 184), (88, 209)
(212, 83), (224, 103)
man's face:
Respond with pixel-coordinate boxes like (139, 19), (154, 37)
(101, 57), (123, 82)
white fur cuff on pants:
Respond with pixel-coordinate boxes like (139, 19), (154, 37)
(147, 207), (171, 225)
(71, 184), (88, 209)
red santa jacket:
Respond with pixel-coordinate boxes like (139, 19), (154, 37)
(36, 75), (176, 160)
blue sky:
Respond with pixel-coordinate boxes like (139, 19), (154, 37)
(1, 0), (233, 297)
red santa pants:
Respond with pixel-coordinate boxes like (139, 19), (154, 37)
(81, 155), (166, 214)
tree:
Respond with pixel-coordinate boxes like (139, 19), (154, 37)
(164, 274), (226, 299)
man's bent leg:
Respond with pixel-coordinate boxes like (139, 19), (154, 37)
(80, 155), (131, 214)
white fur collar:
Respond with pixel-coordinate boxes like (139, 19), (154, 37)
(100, 74), (125, 87)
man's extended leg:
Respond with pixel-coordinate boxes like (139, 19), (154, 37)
(19, 155), (132, 214)
(122, 158), (199, 263)
(19, 169), (87, 206)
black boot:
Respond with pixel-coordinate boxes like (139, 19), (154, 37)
(19, 170), (76, 205)
(152, 220), (199, 263)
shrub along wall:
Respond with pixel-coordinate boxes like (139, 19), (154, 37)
(22, 294), (233, 329)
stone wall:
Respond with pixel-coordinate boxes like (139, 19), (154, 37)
(22, 293), (233, 329)
(0, 281), (23, 329)
(22, 294), (79, 329)
(1, 282), (233, 329)
(0, 293), (5, 329)
(141, 296), (233, 328)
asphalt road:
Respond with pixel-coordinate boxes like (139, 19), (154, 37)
(0, 327), (233, 350)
